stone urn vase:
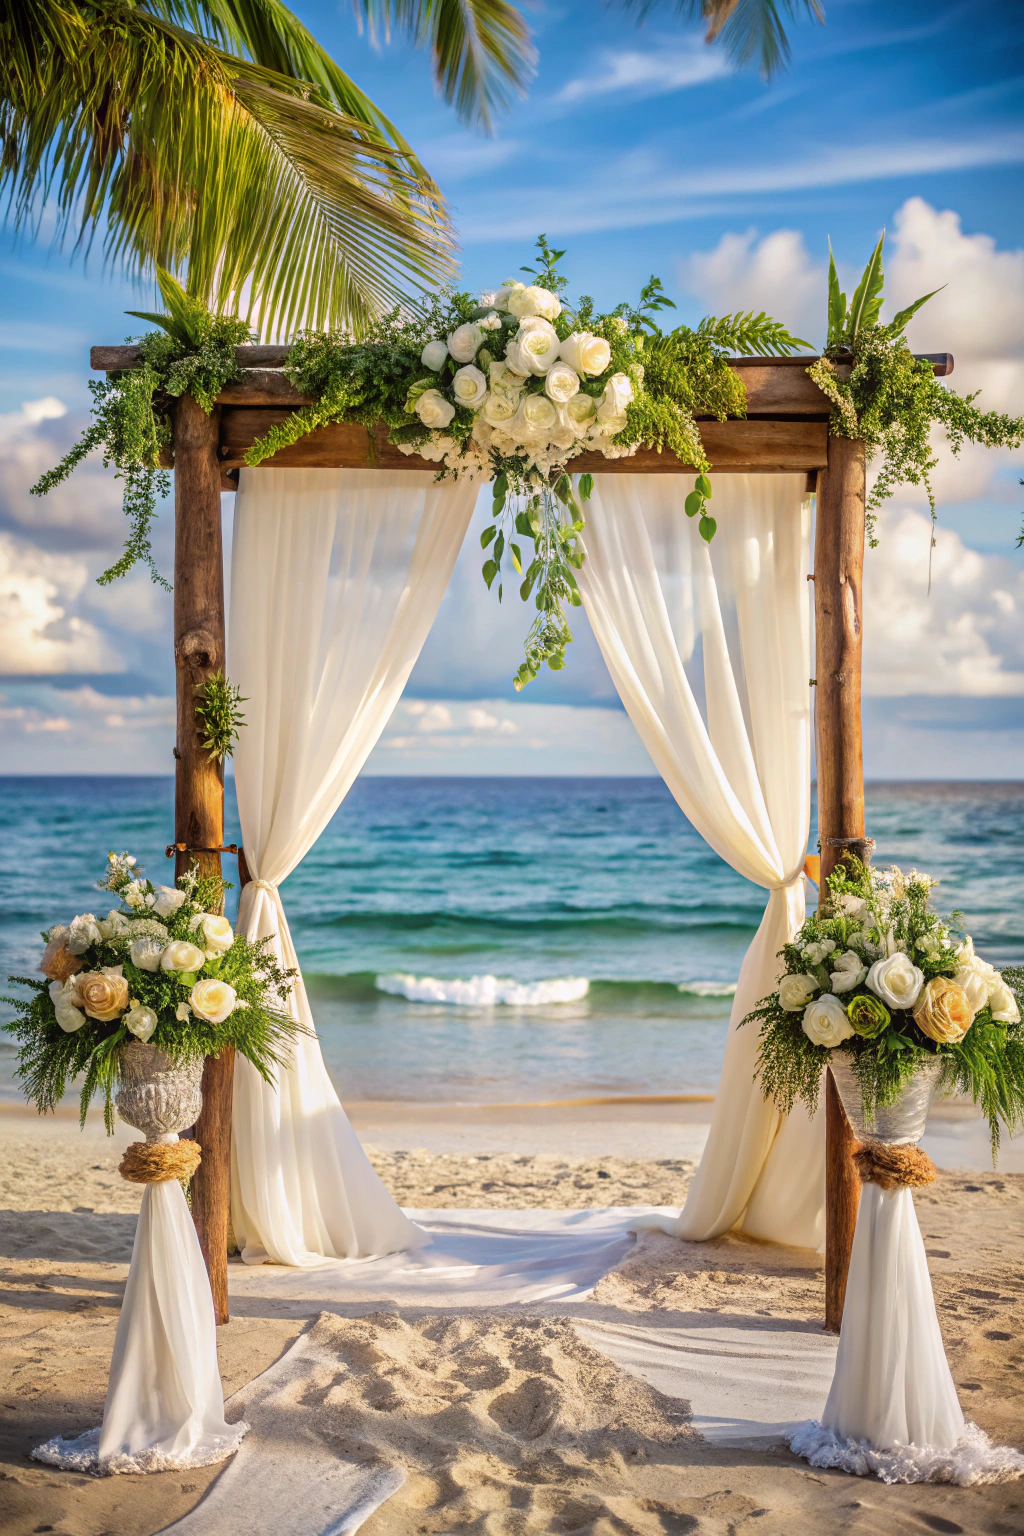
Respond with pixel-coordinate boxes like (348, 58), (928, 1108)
(828, 1050), (945, 1147)
(115, 1040), (204, 1142)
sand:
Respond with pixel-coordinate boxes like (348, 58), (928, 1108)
(1, 1105), (1023, 1535)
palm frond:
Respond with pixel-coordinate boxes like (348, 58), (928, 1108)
(352, 0), (535, 131)
(697, 310), (811, 356)
(615, 0), (823, 79)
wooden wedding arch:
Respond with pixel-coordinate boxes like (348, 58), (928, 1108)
(91, 342), (954, 1330)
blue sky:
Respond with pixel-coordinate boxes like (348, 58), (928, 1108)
(1, 0), (1022, 775)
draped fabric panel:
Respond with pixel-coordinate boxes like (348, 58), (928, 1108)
(228, 467), (478, 1267)
(577, 473), (824, 1248)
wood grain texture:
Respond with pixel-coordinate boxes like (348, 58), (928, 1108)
(217, 413), (829, 474)
(171, 395), (231, 1324)
(814, 433), (868, 1333)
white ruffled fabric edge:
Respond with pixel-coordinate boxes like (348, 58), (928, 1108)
(32, 1421), (249, 1477)
(790, 1419), (1024, 1486)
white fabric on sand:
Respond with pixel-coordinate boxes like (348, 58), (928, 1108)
(33, 1177), (246, 1474)
(228, 468), (477, 1268)
(791, 1182), (1024, 1485)
(579, 474), (822, 1246)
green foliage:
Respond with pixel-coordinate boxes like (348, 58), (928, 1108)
(519, 234), (570, 295)
(31, 276), (252, 586)
(195, 671), (248, 762)
(3, 853), (300, 1130)
(744, 859), (1024, 1156)
(813, 236), (1024, 544)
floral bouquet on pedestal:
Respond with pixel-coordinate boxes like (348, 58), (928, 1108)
(746, 859), (1024, 1150)
(3, 852), (298, 1130)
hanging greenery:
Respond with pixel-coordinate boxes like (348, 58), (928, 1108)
(31, 270), (253, 587)
(807, 236), (1024, 545)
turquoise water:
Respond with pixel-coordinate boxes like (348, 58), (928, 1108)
(2, 777), (1022, 1105)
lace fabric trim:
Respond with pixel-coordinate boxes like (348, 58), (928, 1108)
(32, 1420), (249, 1476)
(790, 1419), (1024, 1486)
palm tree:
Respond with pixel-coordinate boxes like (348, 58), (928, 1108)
(618, 0), (824, 79)
(1, 0), (534, 334)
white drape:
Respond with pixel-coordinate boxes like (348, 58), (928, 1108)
(34, 1173), (246, 1474)
(229, 467), (477, 1267)
(577, 473), (823, 1248)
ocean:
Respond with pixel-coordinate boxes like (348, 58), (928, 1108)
(2, 777), (1022, 1107)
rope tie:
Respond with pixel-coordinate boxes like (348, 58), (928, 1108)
(249, 879), (277, 893)
(119, 1139), (202, 1184)
(853, 1138), (937, 1191)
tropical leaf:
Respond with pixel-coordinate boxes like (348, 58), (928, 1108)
(614, 0), (824, 80)
(847, 233), (886, 339)
(826, 241), (847, 348)
(889, 287), (944, 335)
(697, 310), (811, 356)
(351, 0), (536, 131)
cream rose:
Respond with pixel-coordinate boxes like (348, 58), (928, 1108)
(597, 371), (634, 421)
(778, 973), (819, 1011)
(506, 319), (560, 376)
(152, 884), (186, 919)
(829, 950), (868, 994)
(67, 913), (103, 955)
(988, 977), (1021, 1025)
(953, 965), (990, 1020)
(544, 362), (580, 404)
(506, 284), (561, 322)
(483, 392), (517, 426)
(72, 965), (130, 1022)
(565, 392), (598, 436)
(189, 977), (238, 1025)
(559, 331), (612, 378)
(130, 935), (166, 972)
(511, 394), (557, 440)
(478, 287), (511, 311)
(866, 952), (925, 1011)
(189, 912), (235, 958)
(801, 993), (856, 1048)
(49, 979), (87, 1033)
(421, 339), (448, 372)
(415, 389), (456, 429)
(124, 1003), (158, 1043)
(446, 322), (484, 364)
(452, 364), (488, 410)
(160, 940), (206, 974)
(913, 976), (972, 1044)
(488, 360), (525, 397)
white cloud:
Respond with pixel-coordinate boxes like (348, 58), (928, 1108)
(682, 228), (824, 344)
(864, 508), (1024, 697)
(556, 42), (729, 105)
(0, 395), (129, 542)
(0, 684), (175, 771)
(0, 534), (124, 673)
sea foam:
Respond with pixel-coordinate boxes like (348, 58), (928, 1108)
(375, 973), (590, 1007)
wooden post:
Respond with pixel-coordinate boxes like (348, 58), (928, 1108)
(814, 434), (868, 1333)
(172, 395), (232, 1325)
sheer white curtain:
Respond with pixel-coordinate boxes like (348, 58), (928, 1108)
(228, 467), (477, 1267)
(578, 473), (824, 1248)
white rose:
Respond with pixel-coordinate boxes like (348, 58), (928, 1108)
(778, 973), (819, 1011)
(480, 311), (502, 331)
(189, 977), (238, 1025)
(597, 372), (634, 421)
(837, 892), (870, 921)
(130, 936), (166, 972)
(415, 389), (456, 429)
(160, 940), (206, 974)
(421, 339), (448, 371)
(124, 1003), (158, 1043)
(488, 361), (525, 398)
(506, 319), (560, 376)
(545, 362), (580, 404)
(189, 912), (235, 957)
(866, 952), (925, 1011)
(480, 286), (514, 311)
(565, 392), (598, 436)
(559, 331), (612, 378)
(447, 322), (484, 364)
(483, 392), (517, 426)
(802, 994), (856, 1048)
(830, 950), (868, 994)
(175, 1001), (192, 1022)
(511, 394), (557, 440)
(49, 979), (87, 1033)
(988, 978), (1021, 1025)
(506, 284), (561, 321)
(592, 413), (628, 441)
(953, 966), (991, 1020)
(152, 885), (186, 919)
(802, 938), (837, 966)
(452, 364), (488, 410)
(122, 879), (149, 910)
(548, 406), (577, 451)
(67, 913), (103, 955)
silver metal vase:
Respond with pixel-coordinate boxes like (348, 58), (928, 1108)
(829, 1050), (945, 1146)
(115, 1041), (204, 1142)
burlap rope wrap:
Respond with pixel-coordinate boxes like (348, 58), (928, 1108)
(853, 1138), (937, 1191)
(119, 1139), (202, 1184)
